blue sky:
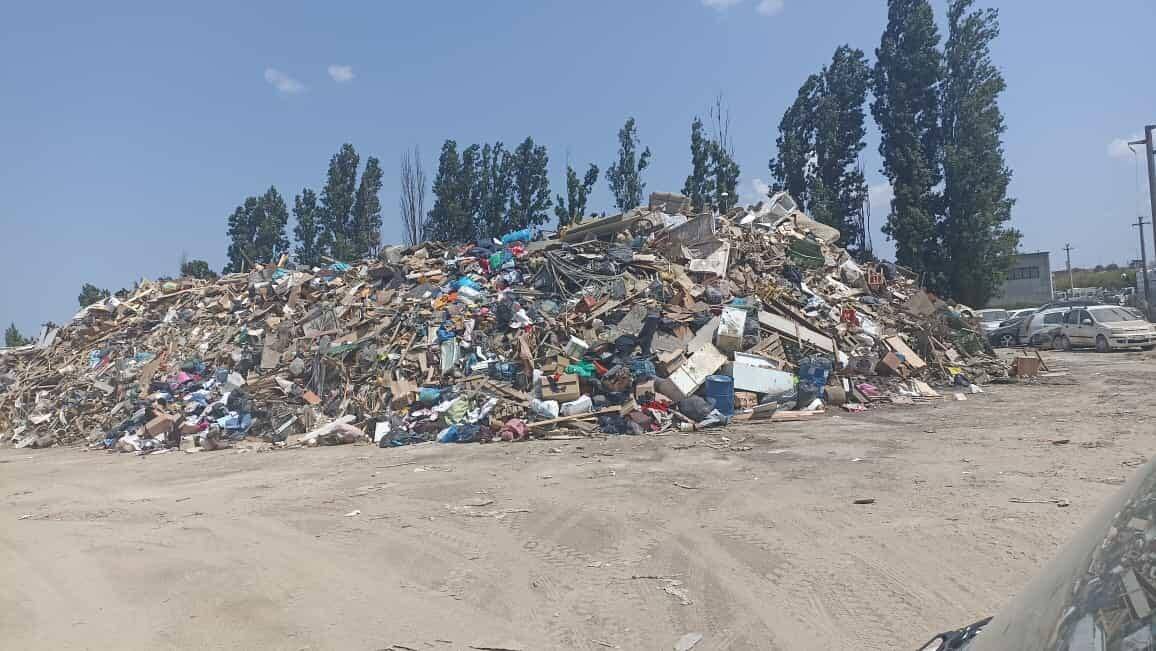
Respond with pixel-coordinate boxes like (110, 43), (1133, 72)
(2, 0), (1154, 334)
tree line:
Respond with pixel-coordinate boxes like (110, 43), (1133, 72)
(771, 0), (1018, 306)
(217, 3), (1018, 311)
(224, 143), (385, 273)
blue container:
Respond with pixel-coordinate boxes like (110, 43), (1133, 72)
(797, 356), (833, 394)
(705, 375), (735, 416)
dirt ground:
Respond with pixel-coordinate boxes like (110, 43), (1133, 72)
(2, 349), (1153, 651)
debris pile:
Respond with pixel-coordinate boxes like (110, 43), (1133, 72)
(0, 192), (1008, 452)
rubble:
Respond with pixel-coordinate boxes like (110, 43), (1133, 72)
(0, 191), (1012, 453)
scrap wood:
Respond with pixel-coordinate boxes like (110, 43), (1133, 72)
(1009, 497), (1070, 507)
(757, 310), (835, 353)
(769, 409), (823, 421)
(1034, 350), (1050, 373)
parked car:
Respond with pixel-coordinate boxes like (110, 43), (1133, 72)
(1052, 305), (1156, 352)
(988, 319), (1026, 348)
(1019, 307), (1069, 346)
(975, 309), (1009, 334)
(1003, 308), (1037, 323)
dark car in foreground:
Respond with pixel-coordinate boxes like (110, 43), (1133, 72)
(987, 318), (1025, 348)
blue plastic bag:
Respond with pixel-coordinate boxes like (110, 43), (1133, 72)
(500, 228), (533, 245)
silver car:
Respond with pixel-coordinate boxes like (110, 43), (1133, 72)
(1019, 307), (1068, 346)
(1054, 306), (1156, 352)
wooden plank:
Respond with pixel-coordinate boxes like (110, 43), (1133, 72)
(884, 336), (927, 370)
(770, 409), (824, 421)
(757, 310), (835, 353)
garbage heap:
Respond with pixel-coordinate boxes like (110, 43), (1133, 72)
(0, 192), (1008, 452)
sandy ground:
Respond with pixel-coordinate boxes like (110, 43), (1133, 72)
(2, 349), (1154, 651)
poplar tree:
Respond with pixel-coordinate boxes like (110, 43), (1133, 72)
(939, 0), (1020, 306)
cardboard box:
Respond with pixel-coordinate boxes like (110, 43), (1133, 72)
(635, 379), (655, 401)
(734, 391), (759, 410)
(1011, 357), (1041, 377)
(144, 413), (177, 436)
(876, 352), (904, 376)
(388, 377), (418, 409)
(541, 373), (581, 403)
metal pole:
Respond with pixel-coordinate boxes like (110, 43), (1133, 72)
(1142, 127), (1151, 321)
(1146, 126), (1156, 274)
(1063, 243), (1074, 295)
(1136, 217), (1152, 320)
(1127, 126), (1156, 309)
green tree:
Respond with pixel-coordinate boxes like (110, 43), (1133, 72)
(256, 187), (290, 263)
(77, 283), (110, 307)
(475, 143), (514, 240)
(458, 144), (482, 242)
(770, 74), (821, 207)
(810, 46), (872, 256)
(293, 188), (322, 266)
(939, 0), (1019, 306)
(508, 137), (552, 232)
(710, 142), (741, 213)
(606, 117), (652, 211)
(683, 118), (712, 212)
(224, 187), (289, 273)
(318, 144), (360, 260)
(873, 0), (944, 282)
(426, 140), (474, 243)
(5, 323), (32, 347)
(180, 259), (217, 280)
(555, 163), (599, 227)
(772, 49), (870, 256)
(351, 156), (384, 258)
(707, 97), (741, 213)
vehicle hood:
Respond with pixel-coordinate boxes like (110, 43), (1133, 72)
(970, 456), (1156, 650)
(1106, 319), (1152, 331)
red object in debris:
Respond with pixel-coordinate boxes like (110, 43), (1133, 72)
(841, 307), (860, 326)
(575, 296), (598, 314)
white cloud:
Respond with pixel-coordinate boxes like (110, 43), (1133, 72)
(739, 177), (773, 205)
(327, 65), (354, 83)
(1108, 136), (1139, 160)
(756, 0), (784, 16)
(869, 182), (894, 217)
(701, 0), (743, 10)
(264, 68), (305, 94)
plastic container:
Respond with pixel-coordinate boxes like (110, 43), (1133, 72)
(796, 355), (834, 408)
(797, 356), (833, 391)
(560, 395), (593, 416)
(530, 398), (559, 419)
(500, 228), (533, 245)
(705, 375), (735, 416)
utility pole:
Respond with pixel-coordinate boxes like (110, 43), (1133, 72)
(1063, 243), (1074, 296)
(1135, 216), (1152, 320)
(1127, 125), (1156, 289)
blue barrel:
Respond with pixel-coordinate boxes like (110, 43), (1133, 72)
(705, 375), (735, 416)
